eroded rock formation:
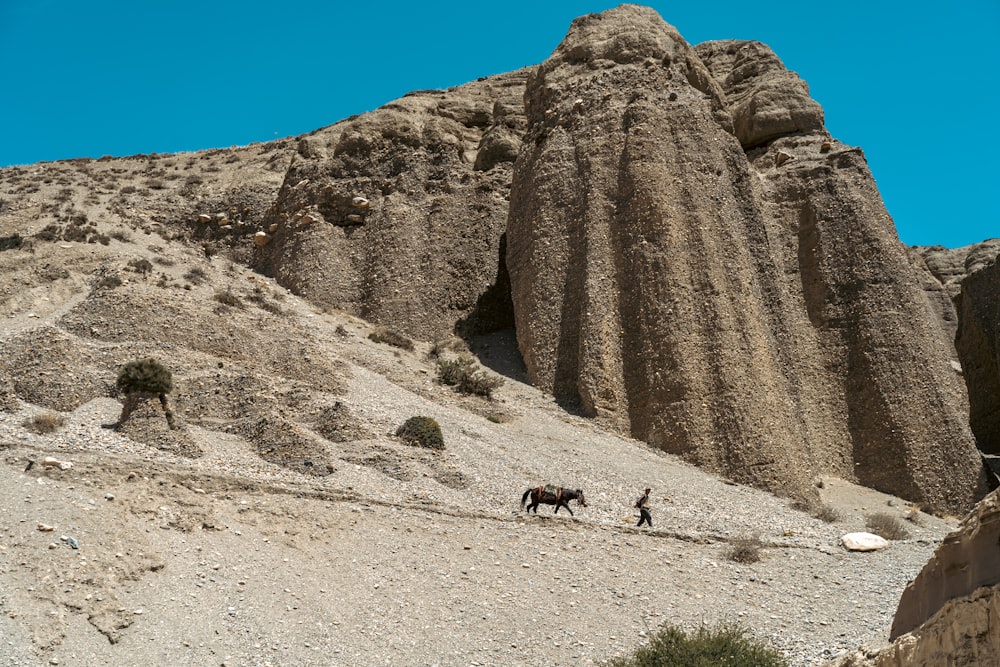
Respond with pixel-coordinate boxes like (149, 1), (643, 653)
(505, 5), (989, 512)
(955, 258), (1000, 456)
(252, 72), (528, 341)
(829, 490), (1000, 667)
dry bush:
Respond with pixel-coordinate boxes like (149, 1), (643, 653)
(183, 267), (209, 285)
(436, 355), (504, 398)
(866, 512), (909, 540)
(369, 327), (415, 351)
(790, 499), (840, 523)
(213, 288), (243, 308)
(24, 412), (65, 434)
(724, 534), (764, 564)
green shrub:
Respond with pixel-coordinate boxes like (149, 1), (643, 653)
(127, 258), (153, 274)
(724, 534), (763, 564)
(116, 357), (173, 395)
(369, 327), (415, 351)
(396, 416), (444, 450)
(436, 355), (504, 398)
(0, 234), (23, 251)
(866, 512), (909, 540)
(602, 622), (788, 667)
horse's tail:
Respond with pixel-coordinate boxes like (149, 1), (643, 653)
(520, 488), (532, 508)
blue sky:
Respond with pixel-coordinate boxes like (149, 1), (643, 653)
(1, 2), (996, 248)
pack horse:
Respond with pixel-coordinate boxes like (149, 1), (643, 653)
(520, 485), (587, 516)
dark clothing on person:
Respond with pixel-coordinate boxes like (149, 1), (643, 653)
(635, 489), (652, 528)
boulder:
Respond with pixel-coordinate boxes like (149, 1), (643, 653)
(840, 532), (889, 552)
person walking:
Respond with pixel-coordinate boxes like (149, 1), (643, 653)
(635, 487), (652, 527)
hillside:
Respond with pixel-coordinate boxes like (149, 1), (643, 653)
(1, 4), (998, 666)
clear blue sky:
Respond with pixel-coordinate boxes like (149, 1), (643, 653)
(1, 2), (996, 248)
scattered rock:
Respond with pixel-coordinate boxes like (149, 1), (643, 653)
(841, 532), (890, 552)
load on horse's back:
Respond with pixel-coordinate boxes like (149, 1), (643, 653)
(520, 485), (587, 516)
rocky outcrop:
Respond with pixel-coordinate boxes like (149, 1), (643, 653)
(955, 257), (1000, 456)
(907, 239), (1000, 349)
(829, 490), (1000, 667)
(505, 5), (989, 512)
(907, 241), (999, 458)
(252, 72), (527, 342)
(891, 489), (1000, 639)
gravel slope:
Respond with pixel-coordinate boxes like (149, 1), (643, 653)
(0, 319), (955, 666)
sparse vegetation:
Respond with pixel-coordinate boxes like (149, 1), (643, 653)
(111, 357), (176, 430)
(601, 622), (789, 667)
(183, 267), (209, 285)
(436, 355), (504, 398)
(790, 499), (840, 523)
(96, 274), (123, 289)
(368, 327), (415, 351)
(116, 357), (173, 396)
(213, 288), (243, 308)
(724, 534), (764, 563)
(866, 512), (910, 540)
(0, 234), (23, 251)
(395, 416), (444, 450)
(127, 258), (153, 274)
(24, 412), (65, 434)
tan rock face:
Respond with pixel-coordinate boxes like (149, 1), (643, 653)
(956, 258), (1000, 456)
(891, 489), (1000, 639)
(252, 72), (528, 342)
(831, 491), (1000, 666)
(505, 5), (989, 512)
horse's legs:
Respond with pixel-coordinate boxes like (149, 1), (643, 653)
(564, 502), (574, 516)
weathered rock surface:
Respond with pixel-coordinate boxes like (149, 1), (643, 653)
(907, 239), (1000, 348)
(506, 5), (989, 512)
(828, 489), (1000, 666)
(891, 489), (1000, 639)
(955, 257), (1000, 456)
(252, 72), (528, 342)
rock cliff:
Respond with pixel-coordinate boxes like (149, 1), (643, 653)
(505, 5), (989, 512)
(829, 489), (1000, 667)
(252, 72), (528, 342)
